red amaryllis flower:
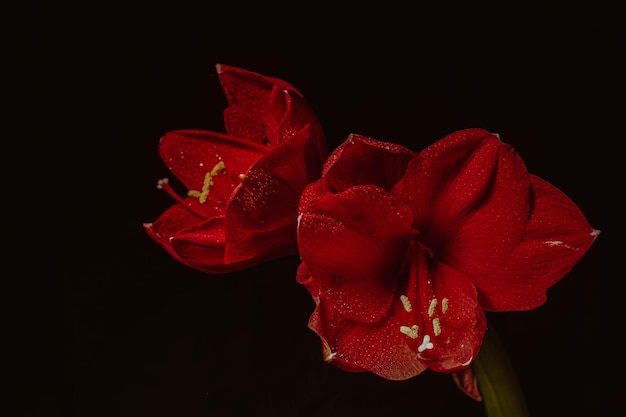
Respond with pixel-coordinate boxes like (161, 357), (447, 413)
(144, 64), (328, 273)
(296, 129), (599, 380)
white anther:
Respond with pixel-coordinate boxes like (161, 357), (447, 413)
(418, 335), (434, 352)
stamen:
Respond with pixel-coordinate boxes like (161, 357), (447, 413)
(210, 161), (226, 176)
(187, 161), (226, 204)
(239, 173), (247, 180)
(441, 298), (449, 314)
(400, 325), (419, 339)
(432, 318), (441, 336)
(400, 295), (412, 312)
(428, 299), (438, 317)
(418, 335), (434, 352)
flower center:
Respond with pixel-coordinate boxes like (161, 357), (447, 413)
(156, 161), (245, 218)
(396, 240), (449, 357)
(415, 239), (435, 259)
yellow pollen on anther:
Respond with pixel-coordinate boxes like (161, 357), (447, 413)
(428, 299), (438, 317)
(441, 298), (449, 314)
(210, 161), (226, 176)
(400, 325), (419, 339)
(400, 295), (412, 312)
(238, 173), (247, 180)
(187, 161), (226, 204)
(432, 318), (441, 336)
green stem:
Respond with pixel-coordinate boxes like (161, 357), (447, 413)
(474, 323), (531, 417)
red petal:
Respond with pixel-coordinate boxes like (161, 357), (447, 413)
(453, 367), (483, 401)
(296, 262), (320, 302)
(169, 217), (259, 273)
(158, 130), (266, 192)
(297, 262), (361, 370)
(297, 186), (415, 322)
(144, 195), (220, 252)
(393, 128), (531, 276)
(224, 122), (328, 264)
(323, 134), (414, 193)
(144, 210), (228, 272)
(144, 204), (197, 267)
(273, 86), (327, 148)
(146, 198), (206, 240)
(300, 258), (427, 379)
(528, 175), (599, 286)
(472, 175), (600, 311)
(298, 180), (328, 216)
(217, 64), (310, 145)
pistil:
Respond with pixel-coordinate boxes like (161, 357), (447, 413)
(156, 178), (207, 218)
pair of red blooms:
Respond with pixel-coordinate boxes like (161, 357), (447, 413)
(144, 64), (599, 384)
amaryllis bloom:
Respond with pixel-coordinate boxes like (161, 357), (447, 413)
(144, 64), (328, 273)
(296, 128), (599, 380)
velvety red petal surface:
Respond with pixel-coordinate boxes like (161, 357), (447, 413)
(296, 261), (321, 302)
(217, 63), (302, 145)
(168, 217), (259, 273)
(143, 208), (193, 267)
(144, 208), (229, 272)
(144, 199), (208, 249)
(271, 86), (326, 147)
(528, 175), (600, 287)
(225, 122), (327, 264)
(393, 128), (531, 276)
(298, 186), (415, 323)
(298, 172), (334, 215)
(158, 130), (266, 193)
(453, 367), (483, 402)
(322, 134), (414, 194)
(472, 175), (600, 311)
(298, 262), (428, 380)
(310, 300), (430, 380)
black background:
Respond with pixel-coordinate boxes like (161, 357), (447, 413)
(18, 2), (620, 416)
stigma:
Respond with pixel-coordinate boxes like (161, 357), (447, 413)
(418, 335), (434, 352)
